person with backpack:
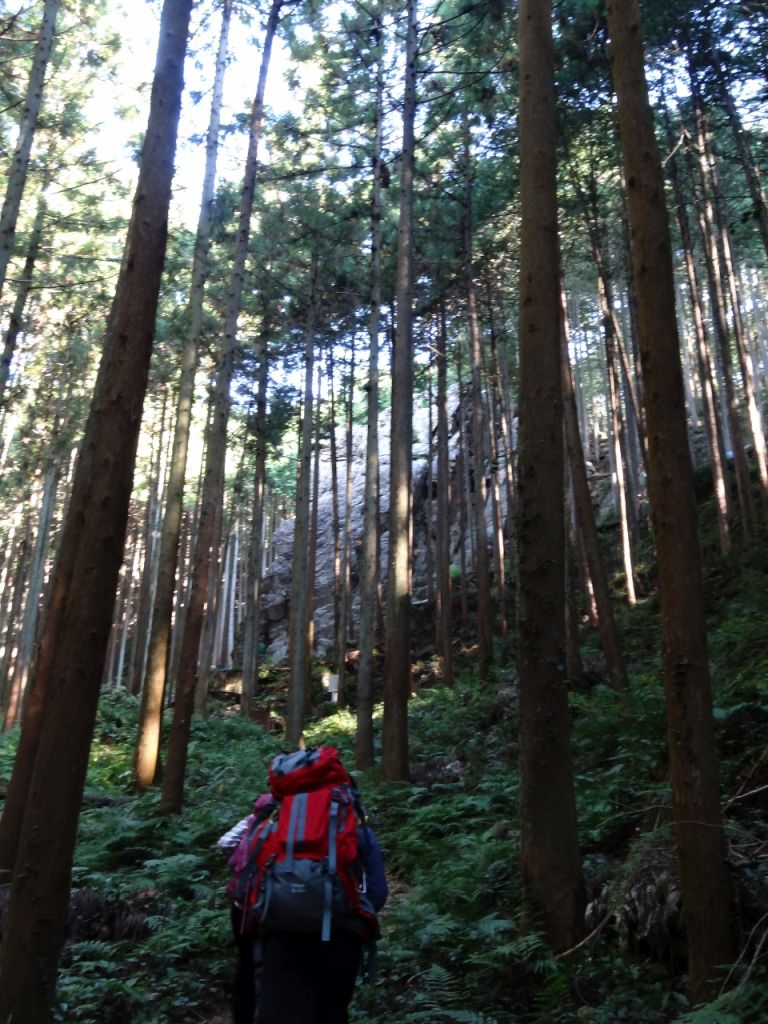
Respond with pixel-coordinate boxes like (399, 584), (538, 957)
(226, 746), (388, 1024)
(218, 792), (276, 1024)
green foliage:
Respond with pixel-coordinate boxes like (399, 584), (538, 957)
(4, 540), (768, 1022)
(676, 982), (768, 1024)
(34, 694), (282, 1023)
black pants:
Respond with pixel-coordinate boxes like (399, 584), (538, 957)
(231, 906), (263, 1024)
(257, 929), (363, 1024)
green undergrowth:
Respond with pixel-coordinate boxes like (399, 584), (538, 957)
(42, 695), (281, 1024)
(0, 535), (767, 1022)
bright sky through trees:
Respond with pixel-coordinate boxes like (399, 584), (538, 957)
(84, 0), (307, 228)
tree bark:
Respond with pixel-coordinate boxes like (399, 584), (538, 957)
(561, 284), (627, 692)
(382, 0), (417, 783)
(160, 0), (282, 812)
(665, 111), (732, 554)
(435, 303), (454, 688)
(0, 3), (192, 1016)
(688, 88), (754, 541)
(127, 396), (167, 696)
(286, 271), (319, 746)
(606, 0), (735, 1000)
(463, 123), (493, 676)
(134, 0), (233, 789)
(336, 349), (355, 702)
(516, 0), (585, 951)
(356, 14), (384, 769)
(241, 324), (270, 712)
(6, 450), (61, 720)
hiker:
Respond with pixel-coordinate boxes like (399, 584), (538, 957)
(218, 792), (276, 1024)
(258, 818), (387, 1024)
(227, 746), (388, 1024)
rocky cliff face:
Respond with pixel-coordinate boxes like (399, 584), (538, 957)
(258, 389), (500, 666)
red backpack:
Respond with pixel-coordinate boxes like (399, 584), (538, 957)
(227, 746), (378, 941)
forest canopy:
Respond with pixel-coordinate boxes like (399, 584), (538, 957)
(0, 0), (766, 1020)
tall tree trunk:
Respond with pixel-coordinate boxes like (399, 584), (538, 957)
(517, 0), (585, 951)
(485, 273), (517, 557)
(108, 522), (141, 689)
(286, 270), (319, 746)
(0, 0), (60, 307)
(0, 4), (192, 1016)
(665, 112), (732, 554)
(688, 90), (754, 540)
(463, 123), (493, 676)
(306, 382), (323, 690)
(382, 0), (417, 783)
(356, 14), (384, 769)
(134, 0), (233, 788)
(561, 283), (628, 692)
(159, 0), (281, 813)
(127, 397), (167, 696)
(435, 303), (454, 688)
(454, 343), (471, 625)
(6, 451), (61, 720)
(195, 493), (227, 708)
(328, 355), (342, 663)
(599, 275), (637, 605)
(483, 364), (507, 635)
(606, 0), (735, 1000)
(241, 324), (270, 712)
(336, 349), (355, 703)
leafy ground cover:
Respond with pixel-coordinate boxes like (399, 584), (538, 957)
(1, 533), (767, 1023)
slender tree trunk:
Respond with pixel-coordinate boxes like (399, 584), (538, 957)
(482, 353), (507, 637)
(517, 0), (585, 951)
(688, 90), (754, 540)
(0, 0), (60, 307)
(382, 0), (417, 783)
(485, 273), (517, 557)
(606, 0), (735, 999)
(7, 452), (61, 719)
(336, 350), (355, 703)
(356, 16), (384, 769)
(328, 355), (341, 662)
(0, 4), (192, 1016)
(134, 0), (233, 789)
(561, 282), (627, 692)
(435, 303), (454, 688)
(127, 398), (167, 696)
(241, 324), (270, 712)
(115, 528), (142, 688)
(195, 493), (227, 707)
(665, 112), (732, 553)
(425, 365), (435, 606)
(159, 0), (282, 813)
(463, 124), (493, 676)
(599, 275), (637, 605)
(286, 271), (319, 746)
(454, 344), (471, 625)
